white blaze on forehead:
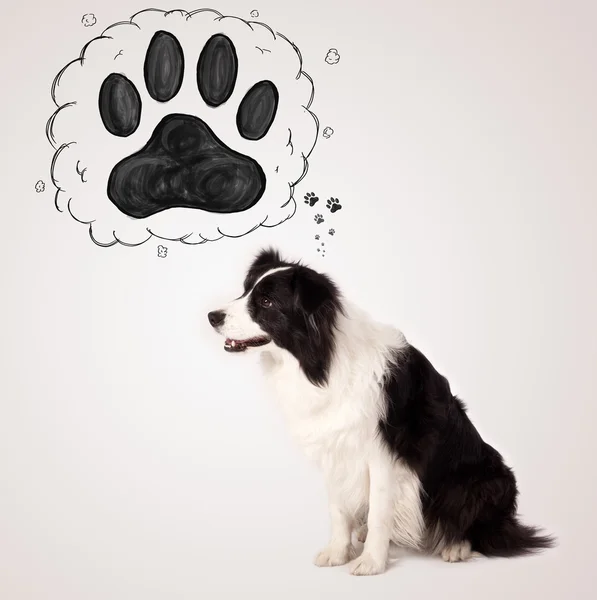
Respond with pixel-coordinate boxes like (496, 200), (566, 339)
(250, 266), (293, 292)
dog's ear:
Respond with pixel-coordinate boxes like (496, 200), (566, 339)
(291, 268), (341, 387)
(244, 247), (283, 291)
(292, 268), (336, 315)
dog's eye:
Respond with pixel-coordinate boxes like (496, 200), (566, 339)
(260, 296), (272, 308)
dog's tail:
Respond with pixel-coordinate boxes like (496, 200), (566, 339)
(473, 517), (556, 557)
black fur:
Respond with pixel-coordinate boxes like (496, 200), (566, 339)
(244, 248), (342, 386)
(379, 346), (555, 556)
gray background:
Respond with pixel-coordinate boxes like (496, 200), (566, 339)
(1, 0), (595, 598)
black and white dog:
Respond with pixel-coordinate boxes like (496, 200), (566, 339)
(208, 248), (554, 575)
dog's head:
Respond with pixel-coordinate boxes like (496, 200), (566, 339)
(208, 248), (342, 386)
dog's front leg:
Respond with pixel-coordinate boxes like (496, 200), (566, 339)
(350, 454), (393, 576)
(314, 487), (357, 567)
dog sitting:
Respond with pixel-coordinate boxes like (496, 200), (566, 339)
(208, 248), (554, 575)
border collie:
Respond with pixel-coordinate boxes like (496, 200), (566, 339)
(208, 248), (554, 575)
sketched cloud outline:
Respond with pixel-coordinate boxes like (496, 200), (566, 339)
(47, 8), (319, 247)
(81, 13), (97, 27)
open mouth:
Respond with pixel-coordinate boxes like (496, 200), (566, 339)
(224, 336), (271, 353)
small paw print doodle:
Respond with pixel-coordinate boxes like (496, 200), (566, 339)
(314, 214), (324, 224)
(157, 245), (168, 258)
(328, 228), (335, 236)
(325, 48), (340, 65)
(250, 10), (259, 18)
(304, 192), (319, 206)
(81, 13), (97, 27)
(326, 197), (342, 213)
(315, 234), (320, 240)
(323, 127), (334, 139)
(35, 180), (46, 193)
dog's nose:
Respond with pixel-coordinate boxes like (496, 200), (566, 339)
(208, 310), (226, 328)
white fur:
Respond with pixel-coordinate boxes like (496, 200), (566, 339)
(218, 269), (426, 575)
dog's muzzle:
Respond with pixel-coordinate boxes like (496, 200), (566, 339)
(207, 310), (271, 353)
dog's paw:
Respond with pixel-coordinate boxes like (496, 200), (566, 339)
(314, 544), (357, 567)
(441, 540), (474, 563)
(349, 552), (386, 576)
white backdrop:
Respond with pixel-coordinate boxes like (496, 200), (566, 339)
(1, 1), (596, 598)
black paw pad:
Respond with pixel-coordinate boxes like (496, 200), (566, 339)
(144, 31), (185, 102)
(237, 81), (279, 140)
(197, 34), (238, 107)
(108, 114), (265, 218)
(99, 74), (141, 137)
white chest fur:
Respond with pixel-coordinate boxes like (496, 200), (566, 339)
(258, 307), (425, 550)
(261, 349), (375, 517)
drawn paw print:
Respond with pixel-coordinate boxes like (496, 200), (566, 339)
(328, 228), (335, 236)
(304, 192), (319, 206)
(315, 234), (320, 240)
(314, 214), (324, 224)
(326, 197), (342, 213)
(99, 32), (277, 218)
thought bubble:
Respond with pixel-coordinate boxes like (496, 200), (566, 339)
(325, 48), (340, 65)
(323, 126), (334, 138)
(250, 10), (259, 18)
(81, 13), (97, 27)
(47, 9), (318, 246)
